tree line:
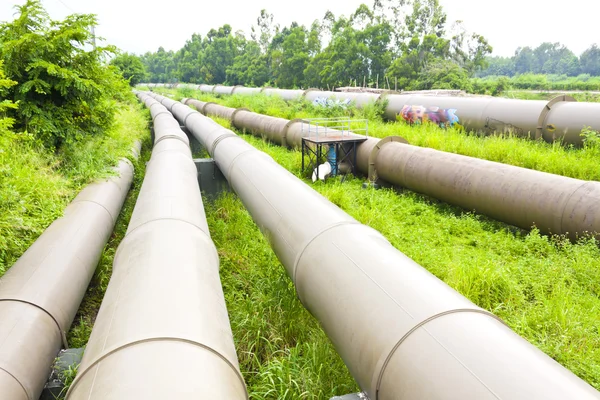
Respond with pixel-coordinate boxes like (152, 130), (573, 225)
(480, 43), (600, 78)
(138, 0), (492, 91)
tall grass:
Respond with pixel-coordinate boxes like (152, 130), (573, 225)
(0, 102), (148, 278)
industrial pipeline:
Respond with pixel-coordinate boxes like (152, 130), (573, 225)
(164, 83), (600, 146)
(0, 158), (135, 400)
(171, 95), (600, 241)
(145, 91), (600, 400)
(65, 93), (247, 399)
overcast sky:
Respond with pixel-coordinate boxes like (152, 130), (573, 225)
(0, 0), (597, 57)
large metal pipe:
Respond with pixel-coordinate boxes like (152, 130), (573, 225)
(66, 94), (247, 399)
(232, 86), (262, 95)
(261, 88), (306, 100)
(0, 159), (134, 400)
(152, 92), (600, 400)
(183, 96), (600, 240)
(172, 83), (600, 145)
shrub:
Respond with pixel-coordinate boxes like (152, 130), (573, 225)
(0, 0), (132, 149)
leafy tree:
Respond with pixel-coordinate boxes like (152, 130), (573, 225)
(272, 25), (310, 88)
(0, 0), (130, 148)
(200, 25), (243, 84)
(174, 33), (203, 83)
(0, 61), (18, 134)
(111, 53), (146, 86)
(227, 41), (270, 86)
(513, 47), (536, 75)
(414, 59), (472, 91)
(580, 44), (600, 76)
(141, 47), (176, 83)
(251, 9), (278, 53)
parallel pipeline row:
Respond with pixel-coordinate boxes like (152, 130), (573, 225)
(170, 94), (600, 242)
(148, 91), (600, 399)
(1, 90), (598, 400)
(145, 82), (600, 146)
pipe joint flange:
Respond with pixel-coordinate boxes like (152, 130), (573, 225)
(231, 108), (251, 129)
(160, 98), (175, 111)
(260, 86), (272, 93)
(210, 132), (240, 156)
(151, 111), (172, 122)
(201, 102), (216, 116)
(291, 221), (362, 304)
(0, 299), (68, 348)
(368, 136), (409, 183)
(536, 95), (576, 140)
(371, 308), (506, 398)
(67, 336), (248, 400)
(153, 134), (190, 148)
(212, 84), (222, 93)
(181, 108), (197, 127)
(231, 85), (244, 95)
(282, 118), (305, 148)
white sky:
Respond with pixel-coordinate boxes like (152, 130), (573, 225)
(0, 0), (597, 57)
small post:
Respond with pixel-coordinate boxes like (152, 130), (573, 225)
(376, 74), (379, 89)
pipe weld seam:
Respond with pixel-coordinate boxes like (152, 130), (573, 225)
(0, 299), (68, 348)
(151, 111), (172, 122)
(67, 337), (248, 399)
(160, 99), (174, 111)
(230, 108), (250, 128)
(291, 221), (362, 286)
(0, 366), (30, 400)
(225, 148), (263, 182)
(558, 180), (592, 236)
(153, 134), (190, 148)
(209, 132), (241, 156)
(375, 308), (507, 393)
(182, 109), (196, 127)
(71, 199), (117, 226)
(201, 102), (216, 115)
(123, 217), (211, 243)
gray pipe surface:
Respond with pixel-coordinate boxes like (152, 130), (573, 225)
(0, 159), (134, 400)
(66, 94), (247, 399)
(152, 92), (600, 400)
(182, 96), (600, 240)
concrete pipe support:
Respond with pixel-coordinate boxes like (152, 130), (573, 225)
(66, 94), (247, 400)
(0, 160), (134, 400)
(153, 92), (600, 400)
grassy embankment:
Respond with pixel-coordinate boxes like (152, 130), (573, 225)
(143, 84), (600, 396)
(0, 101), (151, 397)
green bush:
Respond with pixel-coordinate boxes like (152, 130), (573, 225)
(0, 0), (132, 149)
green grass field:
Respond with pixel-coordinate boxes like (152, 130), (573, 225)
(0, 102), (149, 278)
